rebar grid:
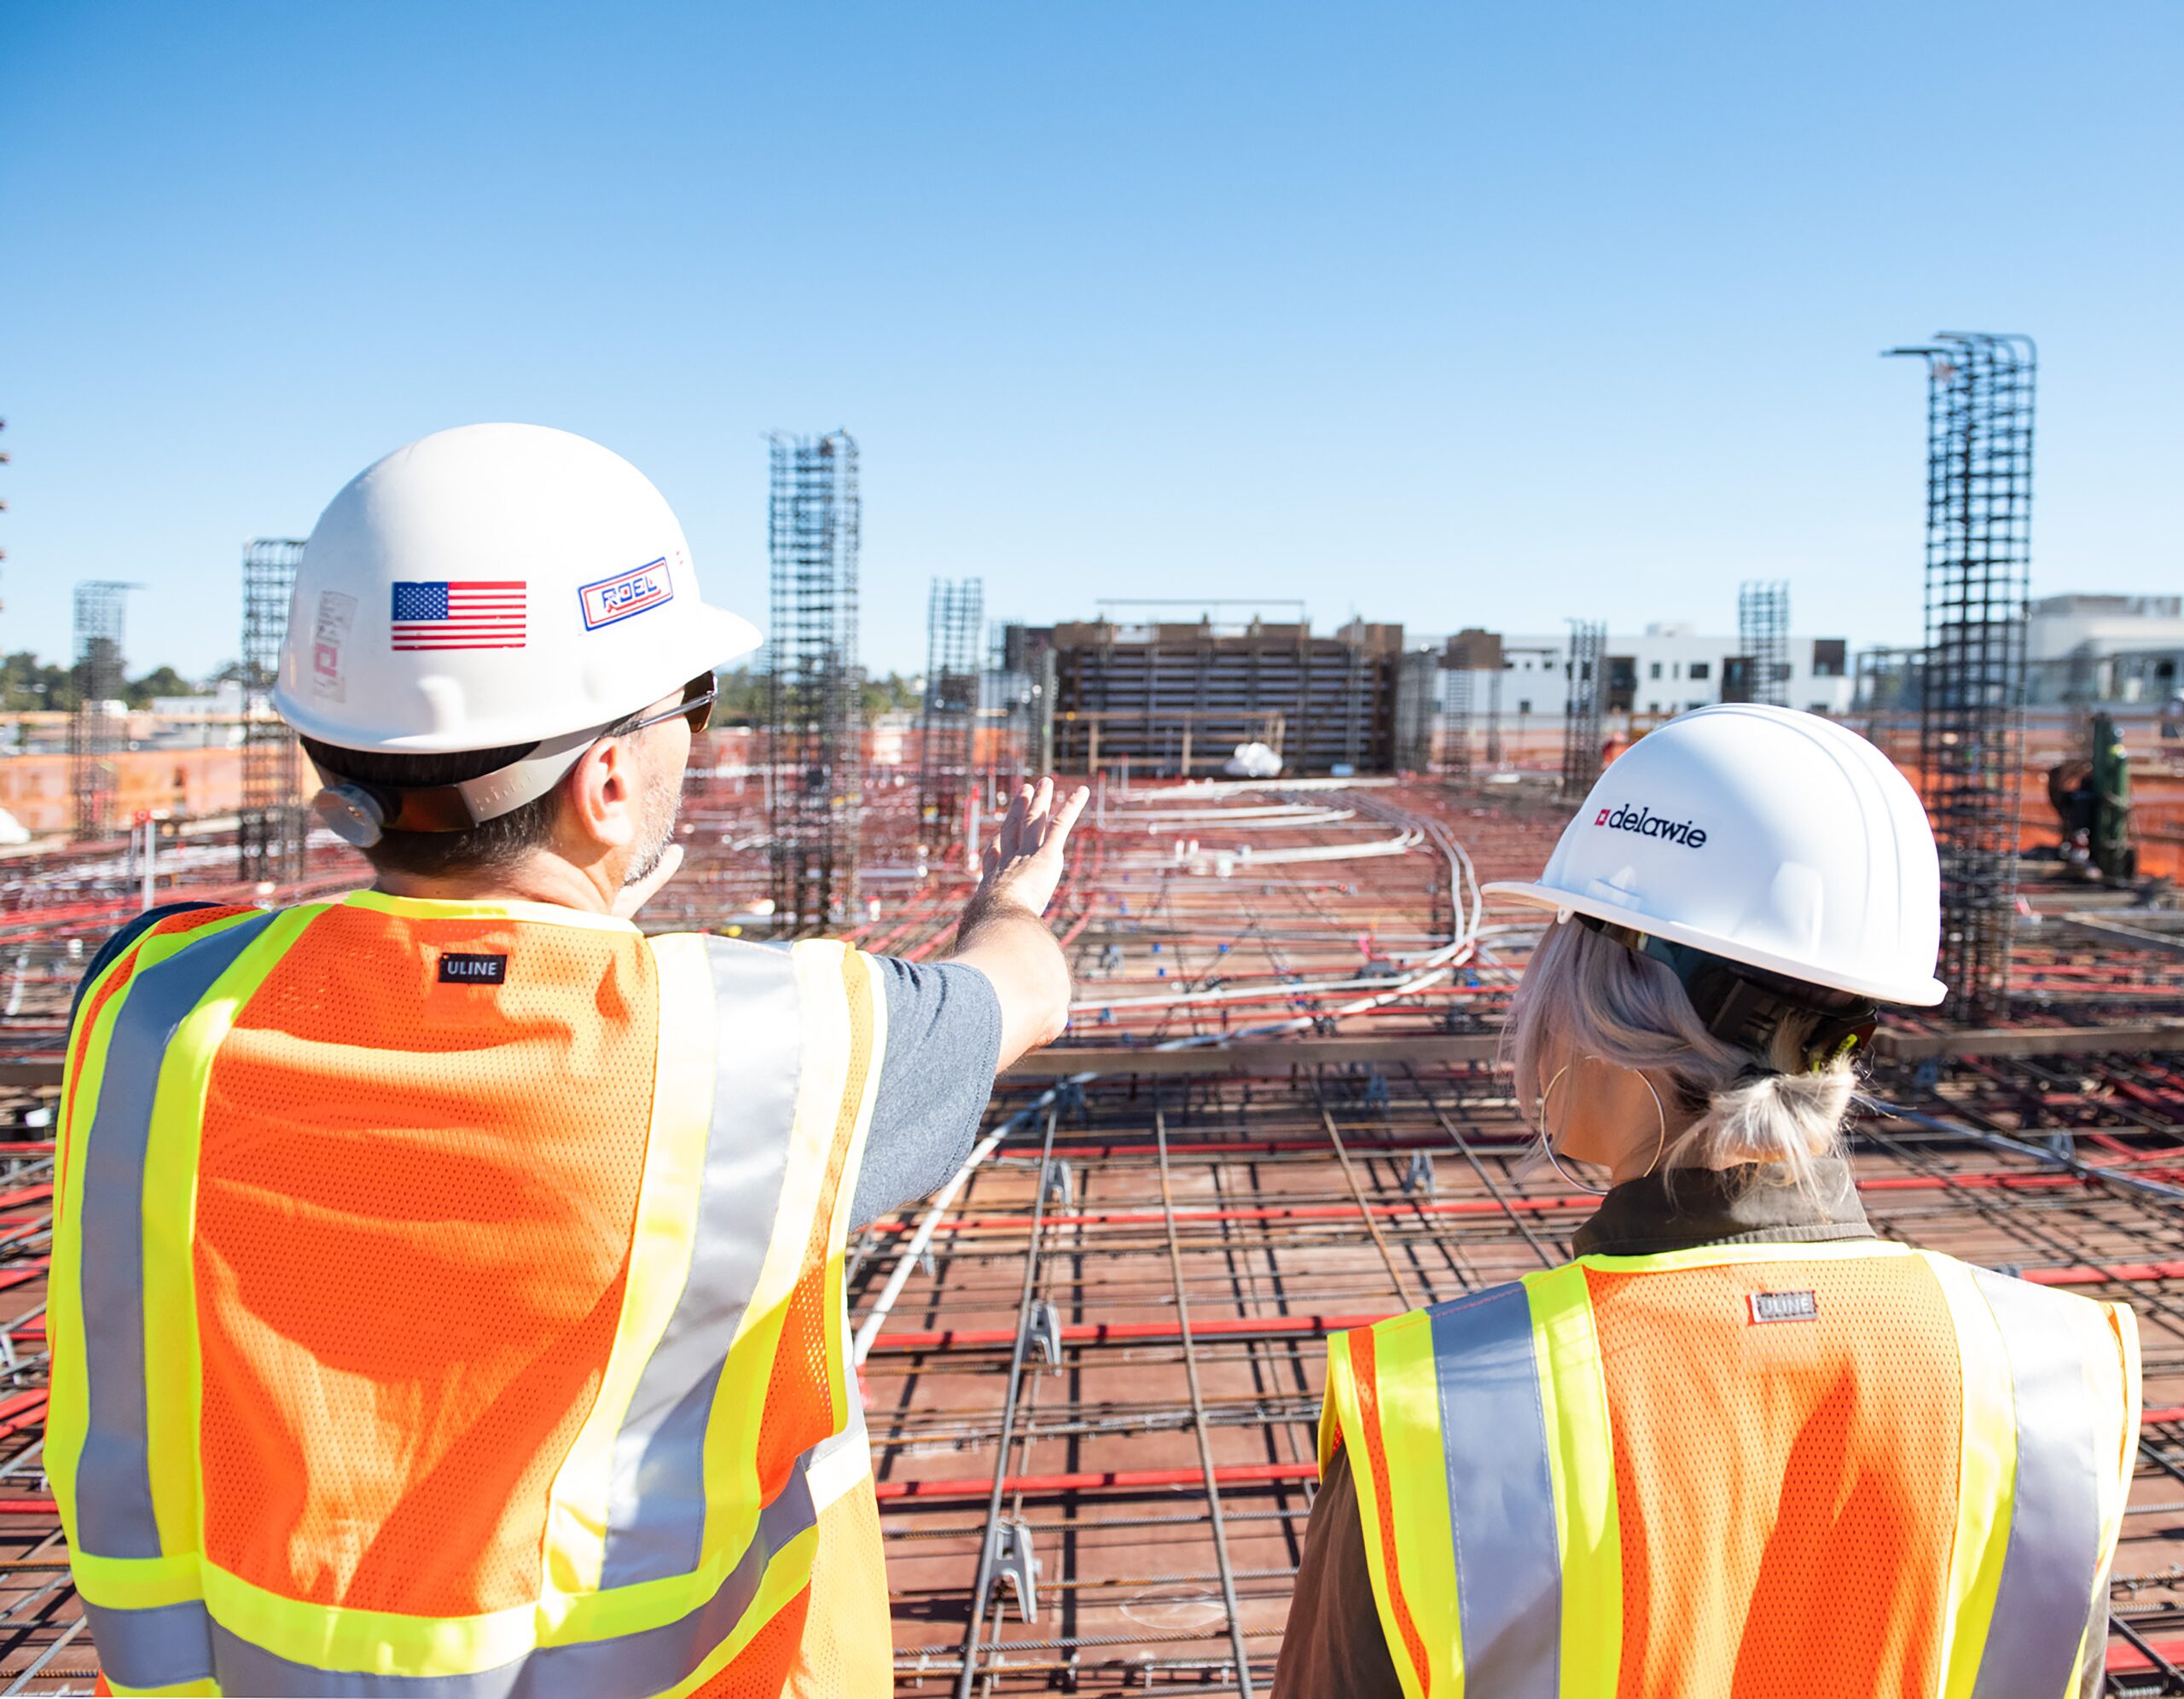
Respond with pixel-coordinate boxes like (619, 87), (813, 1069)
(4, 774), (2184, 1690)
(851, 780), (2184, 1696)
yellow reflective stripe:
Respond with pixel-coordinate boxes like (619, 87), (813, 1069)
(1524, 1262), (1620, 1699)
(822, 948), (883, 1432)
(1925, 1250), (2016, 1699)
(1379, 1311), (1460, 1697)
(46, 924), (146, 1536)
(340, 888), (642, 935)
(67, 1549), (205, 1613)
(542, 932), (719, 1598)
(200, 1558), (537, 1676)
(47, 912), (269, 1550)
(655, 1522), (821, 1698)
(829, 951), (886, 1261)
(1578, 1237), (1917, 1275)
(2074, 1296), (2138, 1685)
(699, 938), (855, 1563)
(99, 1675), (218, 1697)
(149, 907), (322, 1557)
(187, 1460), (824, 1677)
(1320, 1325), (1438, 1699)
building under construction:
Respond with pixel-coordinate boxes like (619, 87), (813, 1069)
(1037, 612), (1407, 778)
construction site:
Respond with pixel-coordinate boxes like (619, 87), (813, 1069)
(3, 339), (2184, 1696)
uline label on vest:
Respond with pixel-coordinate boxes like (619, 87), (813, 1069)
(438, 953), (508, 985)
(1749, 1290), (1818, 1325)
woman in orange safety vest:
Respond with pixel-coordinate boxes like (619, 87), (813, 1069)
(1275, 705), (2139, 1699)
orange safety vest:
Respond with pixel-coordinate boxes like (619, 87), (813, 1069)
(1320, 1238), (2140, 1699)
(49, 891), (893, 1697)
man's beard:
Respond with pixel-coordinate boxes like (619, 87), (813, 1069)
(622, 761), (686, 887)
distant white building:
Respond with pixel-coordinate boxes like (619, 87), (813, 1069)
(2026, 594), (2184, 706)
(148, 680), (245, 720)
(1439, 623), (1854, 725)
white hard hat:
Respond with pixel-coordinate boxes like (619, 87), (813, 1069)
(1484, 704), (1945, 1006)
(276, 423), (760, 756)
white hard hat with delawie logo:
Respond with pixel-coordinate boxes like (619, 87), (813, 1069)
(1484, 703), (1946, 1007)
(273, 423), (761, 842)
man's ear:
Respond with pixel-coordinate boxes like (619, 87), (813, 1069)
(560, 737), (641, 854)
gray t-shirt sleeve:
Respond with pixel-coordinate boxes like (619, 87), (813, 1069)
(848, 954), (1004, 1230)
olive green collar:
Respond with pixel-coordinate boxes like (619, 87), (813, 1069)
(1572, 1152), (1874, 1259)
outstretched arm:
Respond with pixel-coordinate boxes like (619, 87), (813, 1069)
(950, 777), (1090, 1070)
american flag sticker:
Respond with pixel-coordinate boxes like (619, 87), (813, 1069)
(578, 559), (674, 631)
(390, 581), (528, 651)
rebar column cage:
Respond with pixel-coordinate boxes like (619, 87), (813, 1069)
(764, 431), (862, 934)
(918, 578), (985, 845)
(1738, 579), (1791, 708)
(1561, 618), (1606, 798)
(1886, 333), (2036, 1023)
(69, 581), (136, 841)
(239, 540), (308, 883)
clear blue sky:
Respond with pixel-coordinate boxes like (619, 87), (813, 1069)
(3, 1), (2179, 681)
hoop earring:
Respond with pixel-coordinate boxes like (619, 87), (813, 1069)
(1636, 1071), (1670, 1178)
(1536, 1064), (1611, 1197)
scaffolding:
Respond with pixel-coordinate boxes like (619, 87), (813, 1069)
(1443, 665), (1472, 781)
(919, 579), (985, 847)
(1888, 333), (2036, 1023)
(765, 432), (862, 933)
(1392, 649), (1438, 774)
(239, 540), (308, 883)
(1440, 630), (1505, 784)
(1560, 618), (1606, 798)
(1738, 579), (1791, 708)
(68, 581), (136, 842)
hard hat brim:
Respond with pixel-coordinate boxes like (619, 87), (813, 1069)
(1481, 878), (1949, 1007)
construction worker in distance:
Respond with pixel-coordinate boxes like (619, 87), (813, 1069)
(51, 423), (1089, 1698)
(1275, 704), (2139, 1699)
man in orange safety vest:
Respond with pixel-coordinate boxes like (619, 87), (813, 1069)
(54, 424), (1089, 1697)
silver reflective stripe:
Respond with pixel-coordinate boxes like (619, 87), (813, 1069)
(81, 1598), (215, 1690)
(75, 912), (276, 1560)
(598, 938), (803, 1586)
(1429, 1281), (1559, 1698)
(1969, 1267), (2107, 1699)
(210, 1452), (820, 1698)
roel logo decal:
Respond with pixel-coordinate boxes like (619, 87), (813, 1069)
(579, 560), (674, 630)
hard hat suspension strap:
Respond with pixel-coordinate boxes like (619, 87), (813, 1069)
(1580, 916), (1879, 1074)
(305, 725), (607, 848)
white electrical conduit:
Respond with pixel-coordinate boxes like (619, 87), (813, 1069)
(1108, 830), (1425, 872)
(1113, 804), (1357, 825)
(1068, 919), (1542, 1016)
(1134, 775), (1400, 798)
(851, 797), (1487, 1363)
